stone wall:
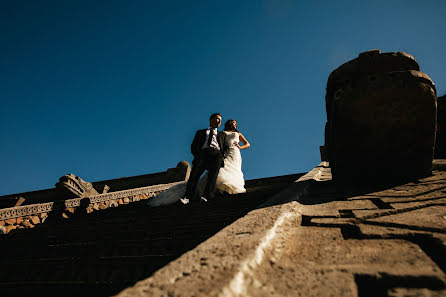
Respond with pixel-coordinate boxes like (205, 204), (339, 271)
(0, 161), (191, 234)
(0, 161), (190, 208)
(0, 181), (185, 234)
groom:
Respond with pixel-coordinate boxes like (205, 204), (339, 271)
(182, 113), (226, 204)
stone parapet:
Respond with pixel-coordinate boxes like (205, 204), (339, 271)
(0, 161), (190, 208)
(0, 181), (184, 234)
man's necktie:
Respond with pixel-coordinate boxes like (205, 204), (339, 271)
(206, 129), (214, 147)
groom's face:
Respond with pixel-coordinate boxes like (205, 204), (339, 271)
(209, 115), (222, 128)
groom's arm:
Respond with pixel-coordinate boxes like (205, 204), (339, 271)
(191, 131), (201, 157)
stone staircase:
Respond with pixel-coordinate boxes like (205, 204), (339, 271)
(0, 173), (302, 297)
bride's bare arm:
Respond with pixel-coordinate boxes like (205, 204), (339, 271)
(235, 133), (250, 150)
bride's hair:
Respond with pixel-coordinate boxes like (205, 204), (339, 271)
(224, 119), (238, 132)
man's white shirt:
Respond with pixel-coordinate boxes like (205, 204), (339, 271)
(202, 127), (220, 150)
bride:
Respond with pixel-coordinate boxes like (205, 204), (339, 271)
(147, 119), (250, 206)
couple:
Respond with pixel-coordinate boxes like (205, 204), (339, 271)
(147, 113), (250, 207)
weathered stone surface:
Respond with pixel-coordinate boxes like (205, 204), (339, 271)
(323, 49), (437, 183)
(55, 173), (100, 198)
(0, 171), (301, 296)
(5, 218), (16, 225)
(66, 207), (75, 214)
(30, 216), (40, 225)
(22, 219), (32, 227)
(5, 225), (16, 233)
(117, 161), (446, 297)
(176, 160), (191, 181)
(14, 197), (25, 207)
(102, 184), (110, 194)
(0, 161), (191, 209)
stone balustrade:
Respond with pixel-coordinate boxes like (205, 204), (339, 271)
(0, 181), (184, 234)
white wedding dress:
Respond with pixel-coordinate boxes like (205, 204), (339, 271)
(147, 131), (246, 207)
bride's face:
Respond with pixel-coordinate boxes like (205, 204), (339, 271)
(231, 121), (237, 130)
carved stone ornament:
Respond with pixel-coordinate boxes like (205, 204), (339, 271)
(55, 174), (100, 198)
(0, 181), (184, 221)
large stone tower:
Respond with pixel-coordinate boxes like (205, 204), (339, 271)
(323, 49), (437, 183)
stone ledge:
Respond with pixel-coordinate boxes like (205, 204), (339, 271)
(0, 181), (184, 234)
(433, 159), (446, 171)
(0, 161), (191, 208)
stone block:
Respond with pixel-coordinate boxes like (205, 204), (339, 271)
(102, 184), (110, 194)
(15, 197), (26, 207)
(6, 225), (16, 233)
(31, 216), (40, 225)
(5, 218), (16, 225)
(176, 160), (191, 181)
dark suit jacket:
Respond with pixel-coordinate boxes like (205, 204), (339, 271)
(191, 129), (226, 166)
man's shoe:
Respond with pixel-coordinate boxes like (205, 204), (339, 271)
(180, 197), (190, 205)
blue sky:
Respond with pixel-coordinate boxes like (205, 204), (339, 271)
(1, 0), (445, 195)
